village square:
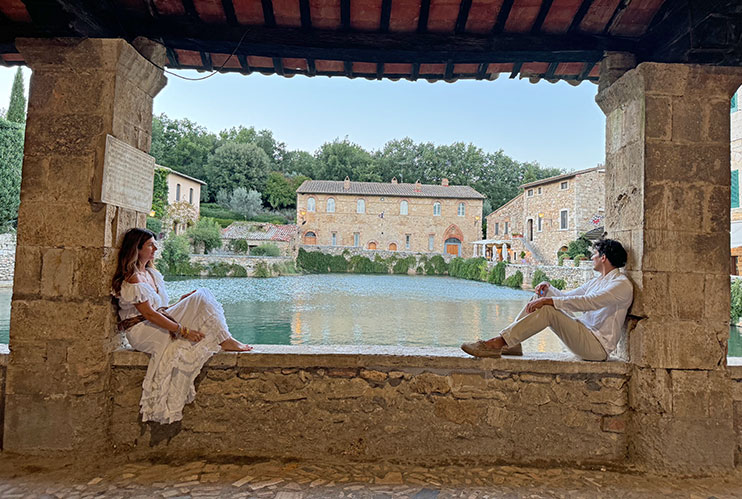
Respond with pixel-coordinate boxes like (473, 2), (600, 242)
(1, 0), (742, 497)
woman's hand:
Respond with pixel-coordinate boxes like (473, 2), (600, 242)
(182, 328), (205, 343)
(179, 290), (196, 302)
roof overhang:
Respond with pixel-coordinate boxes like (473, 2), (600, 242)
(1, 1), (741, 84)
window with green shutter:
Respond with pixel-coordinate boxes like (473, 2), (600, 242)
(732, 170), (739, 209)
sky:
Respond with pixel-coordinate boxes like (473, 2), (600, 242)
(0, 65), (605, 172)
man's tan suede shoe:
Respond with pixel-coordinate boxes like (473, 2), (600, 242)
(502, 343), (523, 356)
(461, 340), (502, 358)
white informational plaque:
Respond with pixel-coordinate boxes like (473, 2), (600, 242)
(100, 134), (155, 212)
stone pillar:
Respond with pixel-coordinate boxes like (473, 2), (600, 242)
(596, 63), (742, 472)
(3, 38), (166, 452)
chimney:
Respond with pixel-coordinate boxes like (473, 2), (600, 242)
(414, 180), (422, 192)
(442, 178), (449, 187)
(391, 177), (398, 184)
(343, 176), (350, 190)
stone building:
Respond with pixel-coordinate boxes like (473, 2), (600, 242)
(484, 167), (605, 264)
(296, 178), (484, 257)
(221, 222), (298, 257)
(161, 166), (205, 235)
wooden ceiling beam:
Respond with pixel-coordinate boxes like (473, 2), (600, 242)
(237, 54), (252, 73)
(341, 0), (350, 30)
(509, 61), (522, 78)
(476, 62), (488, 79)
(299, 0), (312, 30)
(568, 0), (594, 33)
(411, 62), (420, 80)
(492, 0), (515, 34)
(261, 0), (276, 27)
(544, 61), (558, 78)
(380, 0), (392, 32)
(166, 46), (179, 67)
(221, 0), (238, 26)
(180, 0), (201, 22)
(530, 0), (554, 34)
(273, 57), (284, 75)
(376, 62), (384, 79)
(200, 50), (213, 70)
(417, 0), (431, 33)
(343, 60), (352, 77)
(455, 0), (473, 34)
(444, 60), (453, 80)
(307, 57), (316, 76)
(603, 0), (629, 34)
(577, 60), (595, 80)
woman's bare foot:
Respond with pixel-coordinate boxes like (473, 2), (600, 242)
(220, 338), (253, 352)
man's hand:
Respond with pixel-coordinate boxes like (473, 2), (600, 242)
(526, 297), (553, 314)
(535, 281), (550, 297)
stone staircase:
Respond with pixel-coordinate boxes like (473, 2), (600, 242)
(522, 238), (547, 264)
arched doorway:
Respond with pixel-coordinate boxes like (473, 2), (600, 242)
(303, 231), (317, 244)
(445, 237), (461, 256)
(367, 241), (377, 250)
(527, 219), (533, 241)
(389, 243), (397, 251)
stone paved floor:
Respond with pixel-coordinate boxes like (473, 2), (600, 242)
(0, 455), (740, 498)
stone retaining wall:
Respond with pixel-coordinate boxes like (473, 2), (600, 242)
(504, 263), (596, 289)
(301, 245), (455, 264)
(189, 255), (294, 277)
(109, 347), (630, 466)
(729, 364), (742, 465)
(0, 233), (16, 281)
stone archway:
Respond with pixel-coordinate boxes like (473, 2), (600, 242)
(388, 243), (397, 251)
(303, 231), (317, 244)
(367, 241), (377, 250)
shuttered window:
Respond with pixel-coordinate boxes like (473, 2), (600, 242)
(733, 170), (740, 209)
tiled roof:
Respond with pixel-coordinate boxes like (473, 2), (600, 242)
(520, 167), (603, 189)
(157, 165), (207, 185)
(296, 180), (485, 200)
(222, 222), (298, 242)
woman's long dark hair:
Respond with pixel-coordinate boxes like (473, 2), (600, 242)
(112, 228), (156, 296)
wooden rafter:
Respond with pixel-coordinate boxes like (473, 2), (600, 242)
(492, 0), (515, 34)
(261, 0), (276, 27)
(544, 61), (558, 79)
(455, 0), (473, 34)
(166, 46), (179, 66)
(531, 0), (554, 34)
(380, 0), (392, 32)
(237, 54), (251, 73)
(475, 62), (488, 79)
(509, 62), (522, 78)
(568, 0), (594, 33)
(180, 0), (200, 22)
(273, 57), (284, 75)
(200, 50), (212, 70)
(221, 0), (238, 26)
(604, 0), (630, 34)
(417, 0), (431, 33)
(299, 0), (311, 30)
(307, 57), (316, 76)
(577, 61), (595, 80)
(341, 0), (350, 30)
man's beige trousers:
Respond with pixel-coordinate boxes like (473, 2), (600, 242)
(500, 297), (607, 361)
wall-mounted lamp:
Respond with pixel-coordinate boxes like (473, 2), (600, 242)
(149, 210), (156, 217)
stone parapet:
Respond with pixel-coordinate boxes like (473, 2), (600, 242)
(300, 245), (455, 264)
(109, 346), (629, 466)
(503, 264), (596, 289)
(189, 254), (294, 277)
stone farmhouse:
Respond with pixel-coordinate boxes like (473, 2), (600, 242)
(221, 222), (299, 257)
(296, 178), (484, 257)
(160, 166), (206, 235)
(483, 167), (605, 264)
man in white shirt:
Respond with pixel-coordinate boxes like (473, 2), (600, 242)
(461, 239), (633, 361)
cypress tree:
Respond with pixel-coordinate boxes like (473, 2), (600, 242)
(6, 67), (25, 124)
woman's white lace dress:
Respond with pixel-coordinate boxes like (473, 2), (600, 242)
(117, 268), (231, 424)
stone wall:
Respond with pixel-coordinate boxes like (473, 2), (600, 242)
(730, 364), (742, 465)
(0, 233), (15, 281)
(110, 348), (630, 466)
(300, 245), (455, 265)
(486, 195), (522, 239)
(297, 193), (483, 257)
(504, 263), (596, 289)
(189, 254), (295, 277)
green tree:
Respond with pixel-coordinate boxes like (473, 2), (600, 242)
(265, 171), (295, 209)
(229, 187), (263, 219)
(187, 217), (223, 254)
(151, 167), (169, 218)
(218, 126), (286, 166)
(150, 114), (217, 188)
(0, 117), (24, 230)
(6, 67), (25, 124)
(314, 138), (380, 182)
(280, 150), (317, 177)
(205, 142), (271, 198)
(159, 234), (191, 274)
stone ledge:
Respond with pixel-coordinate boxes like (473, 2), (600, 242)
(727, 358), (742, 379)
(112, 345), (630, 375)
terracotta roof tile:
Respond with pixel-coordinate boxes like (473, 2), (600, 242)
(296, 180), (485, 199)
(222, 222), (298, 242)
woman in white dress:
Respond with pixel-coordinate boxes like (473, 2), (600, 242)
(112, 228), (252, 424)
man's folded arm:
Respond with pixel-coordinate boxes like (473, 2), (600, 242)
(551, 280), (632, 312)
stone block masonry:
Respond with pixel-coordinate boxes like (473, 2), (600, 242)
(109, 347), (630, 466)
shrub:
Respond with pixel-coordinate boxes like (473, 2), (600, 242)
(350, 255), (388, 274)
(732, 280), (742, 324)
(272, 261), (298, 276)
(448, 257), (465, 278)
(532, 269), (549, 288)
(566, 235), (592, 259)
(158, 234), (191, 274)
(230, 264), (248, 277)
(504, 270), (523, 289)
(558, 253), (566, 266)
(296, 248), (348, 273)
(229, 239), (250, 254)
(519, 251), (526, 259)
(200, 202), (245, 222)
(251, 243), (281, 257)
(207, 262), (246, 277)
(146, 217), (162, 235)
(429, 255), (448, 275)
(416, 266), (424, 274)
(254, 261), (271, 278)
(574, 255), (583, 267)
(488, 261), (506, 285)
(550, 278), (566, 290)
(187, 217), (222, 254)
(392, 256), (416, 275)
(249, 213), (291, 224)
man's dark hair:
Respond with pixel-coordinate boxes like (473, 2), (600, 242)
(593, 238), (627, 268)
